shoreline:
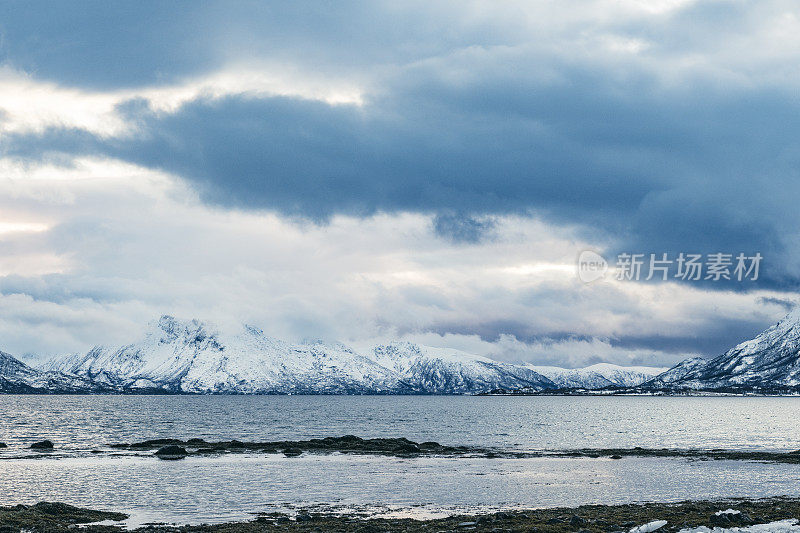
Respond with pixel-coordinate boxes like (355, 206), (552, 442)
(5, 391), (800, 397)
(4, 497), (800, 532)
(6, 435), (800, 463)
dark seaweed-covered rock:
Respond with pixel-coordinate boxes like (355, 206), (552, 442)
(570, 515), (586, 526)
(30, 440), (53, 450)
(4, 497), (800, 533)
(710, 510), (752, 527)
(282, 447), (303, 457)
(0, 502), (126, 531)
(545, 447), (800, 465)
(154, 445), (188, 460)
(710, 513), (732, 526)
(129, 438), (184, 449)
(108, 435), (492, 458)
(393, 443), (420, 454)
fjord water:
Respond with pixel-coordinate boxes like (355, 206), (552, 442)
(3, 395), (800, 524)
(3, 394), (800, 451)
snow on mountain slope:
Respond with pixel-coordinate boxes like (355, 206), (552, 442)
(0, 349), (34, 379)
(642, 357), (709, 389)
(527, 363), (667, 389)
(45, 316), (405, 394)
(643, 308), (800, 391)
(526, 365), (613, 389)
(42, 317), (558, 394)
(369, 342), (556, 393)
(38, 315), (687, 394)
(0, 349), (102, 393)
(583, 363), (668, 387)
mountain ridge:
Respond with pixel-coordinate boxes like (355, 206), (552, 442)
(6, 314), (660, 394)
(527, 363), (668, 389)
(640, 308), (800, 392)
(18, 309), (800, 395)
(0, 349), (112, 394)
(37, 315), (559, 394)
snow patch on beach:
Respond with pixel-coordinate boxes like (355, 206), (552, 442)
(679, 519), (800, 533)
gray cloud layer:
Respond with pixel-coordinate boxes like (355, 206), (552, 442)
(8, 68), (799, 287)
(1, 0), (799, 361)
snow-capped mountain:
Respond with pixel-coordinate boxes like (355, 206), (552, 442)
(0, 350), (103, 393)
(369, 342), (555, 393)
(44, 316), (405, 394)
(527, 363), (667, 389)
(42, 315), (556, 394)
(643, 308), (800, 392)
(642, 357), (710, 389)
(23, 313), (756, 395)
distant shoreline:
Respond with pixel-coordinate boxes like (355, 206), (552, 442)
(4, 390), (800, 396)
(481, 388), (800, 397)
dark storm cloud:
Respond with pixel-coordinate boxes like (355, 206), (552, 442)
(3, 2), (799, 285)
(605, 318), (769, 358)
(0, 1), (506, 90)
(7, 66), (799, 289)
(3, 0), (800, 361)
(0, 0), (212, 89)
(757, 296), (798, 312)
(432, 213), (495, 243)
(425, 314), (771, 359)
(1, 127), (104, 164)
(2, 86), (658, 219)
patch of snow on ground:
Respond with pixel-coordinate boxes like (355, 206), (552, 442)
(631, 520), (668, 533)
(679, 520), (800, 533)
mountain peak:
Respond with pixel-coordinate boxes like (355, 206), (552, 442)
(528, 362), (666, 389)
(7, 314), (723, 394)
(33, 317), (559, 394)
(643, 308), (800, 391)
(0, 349), (30, 376)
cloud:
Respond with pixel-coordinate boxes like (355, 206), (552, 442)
(6, 59), (799, 289)
(0, 1), (526, 90)
(0, 159), (795, 365)
(0, 0), (214, 89)
(432, 213), (496, 243)
(1, 1), (800, 364)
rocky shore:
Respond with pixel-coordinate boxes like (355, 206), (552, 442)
(10, 434), (800, 464)
(103, 436), (800, 464)
(107, 435), (491, 459)
(3, 498), (800, 533)
(0, 502), (126, 532)
(545, 447), (800, 464)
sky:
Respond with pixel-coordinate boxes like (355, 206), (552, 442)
(1, 0), (799, 366)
